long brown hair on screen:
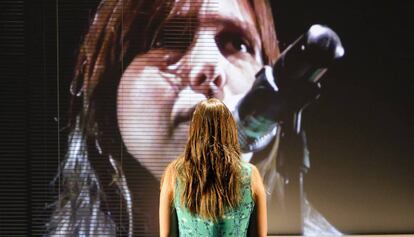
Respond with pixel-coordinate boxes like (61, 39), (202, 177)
(175, 98), (242, 221)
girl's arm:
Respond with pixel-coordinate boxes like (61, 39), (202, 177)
(252, 164), (267, 237)
(159, 163), (175, 237)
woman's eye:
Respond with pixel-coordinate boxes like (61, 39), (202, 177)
(239, 44), (248, 53)
(228, 38), (249, 53)
(216, 32), (254, 56)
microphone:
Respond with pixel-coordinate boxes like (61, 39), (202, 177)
(235, 24), (344, 153)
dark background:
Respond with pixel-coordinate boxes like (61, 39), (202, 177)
(0, 0), (413, 235)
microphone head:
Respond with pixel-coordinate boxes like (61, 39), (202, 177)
(306, 24), (345, 66)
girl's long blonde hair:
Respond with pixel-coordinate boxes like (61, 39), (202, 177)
(175, 98), (242, 220)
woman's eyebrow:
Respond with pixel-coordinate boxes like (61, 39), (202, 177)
(202, 15), (260, 46)
(162, 15), (198, 30)
(158, 15), (199, 48)
(166, 10), (257, 36)
(162, 13), (261, 50)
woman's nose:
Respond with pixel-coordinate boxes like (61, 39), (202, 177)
(189, 62), (225, 97)
(187, 33), (226, 98)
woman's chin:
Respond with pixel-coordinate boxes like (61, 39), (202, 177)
(131, 129), (188, 180)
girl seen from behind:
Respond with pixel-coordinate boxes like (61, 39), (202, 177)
(159, 98), (267, 237)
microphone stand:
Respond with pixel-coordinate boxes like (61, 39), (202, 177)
(276, 108), (310, 232)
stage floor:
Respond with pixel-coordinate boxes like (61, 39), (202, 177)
(269, 235), (414, 237)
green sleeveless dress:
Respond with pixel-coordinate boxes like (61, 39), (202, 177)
(173, 162), (255, 237)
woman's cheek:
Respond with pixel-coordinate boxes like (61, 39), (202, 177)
(224, 58), (262, 95)
(117, 66), (178, 175)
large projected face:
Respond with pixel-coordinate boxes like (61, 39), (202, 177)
(117, 0), (263, 179)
